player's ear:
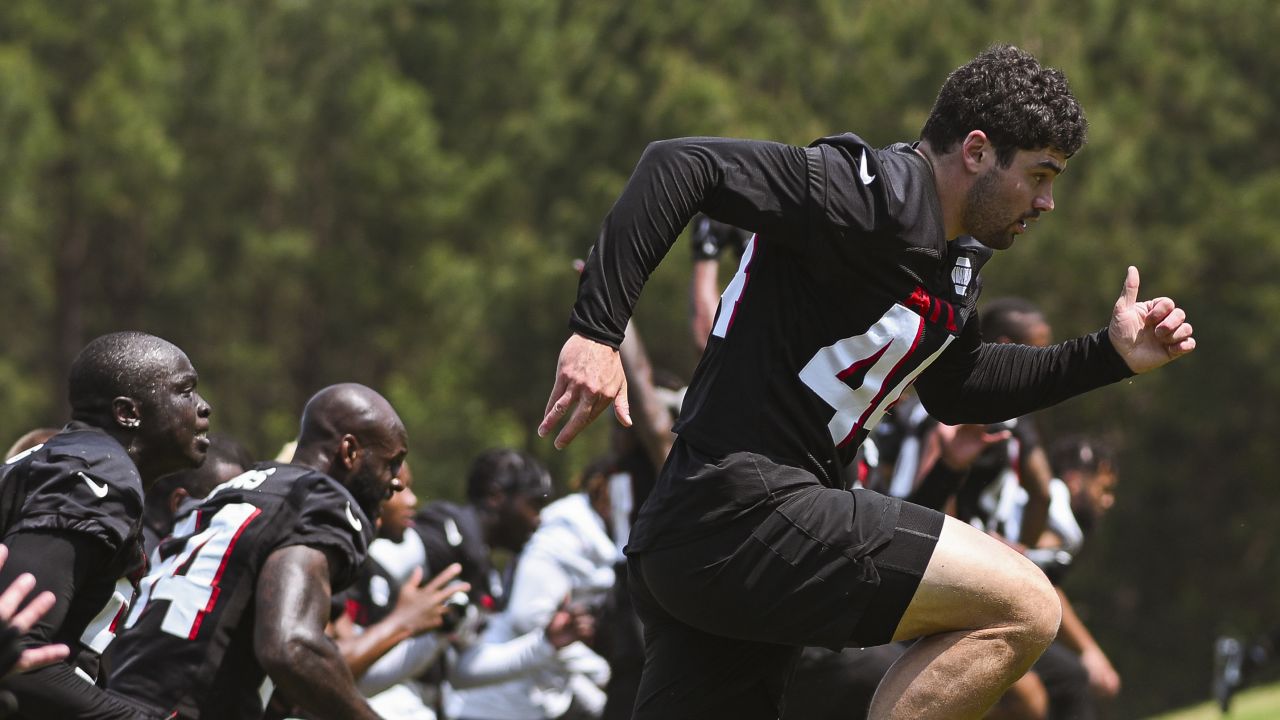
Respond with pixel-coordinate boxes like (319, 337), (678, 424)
(338, 434), (361, 471)
(961, 130), (991, 174)
(113, 396), (142, 431)
(169, 487), (189, 516)
(483, 486), (505, 512)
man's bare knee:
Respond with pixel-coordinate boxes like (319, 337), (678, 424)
(1007, 570), (1061, 656)
(893, 517), (1061, 647)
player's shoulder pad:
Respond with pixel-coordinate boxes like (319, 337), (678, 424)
(42, 425), (141, 494)
(805, 132), (893, 233)
(5, 425), (142, 548)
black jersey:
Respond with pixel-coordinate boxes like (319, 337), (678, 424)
(106, 462), (373, 719)
(954, 415), (1042, 532)
(0, 422), (146, 673)
(340, 556), (400, 627)
(568, 135), (1133, 552)
(415, 502), (498, 610)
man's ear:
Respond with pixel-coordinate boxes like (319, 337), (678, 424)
(113, 396), (142, 430)
(961, 130), (992, 174)
(168, 487), (190, 516)
(339, 434), (361, 471)
(483, 486), (505, 512)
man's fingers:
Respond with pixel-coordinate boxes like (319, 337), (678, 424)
(1154, 306), (1186, 336)
(1167, 322), (1194, 344)
(554, 396), (599, 450)
(1169, 335), (1197, 356)
(8, 589), (55, 634)
(431, 581), (471, 604)
(0, 573), (35, 621)
(614, 375), (633, 428)
(1116, 266), (1140, 309)
(14, 643), (69, 674)
(403, 566), (424, 589)
(539, 387), (575, 438)
(423, 563), (462, 592)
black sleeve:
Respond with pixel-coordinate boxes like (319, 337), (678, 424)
(9, 458), (139, 555)
(413, 508), (493, 603)
(280, 480), (371, 593)
(914, 324), (1135, 425)
(571, 137), (813, 348)
(0, 532), (143, 719)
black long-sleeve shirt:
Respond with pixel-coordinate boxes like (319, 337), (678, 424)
(567, 135), (1132, 550)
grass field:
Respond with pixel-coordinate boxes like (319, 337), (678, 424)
(1147, 681), (1280, 720)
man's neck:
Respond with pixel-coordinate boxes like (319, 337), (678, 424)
(915, 140), (966, 241)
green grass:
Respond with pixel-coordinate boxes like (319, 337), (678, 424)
(1147, 681), (1280, 720)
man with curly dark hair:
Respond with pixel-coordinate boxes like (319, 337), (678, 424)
(540, 45), (1195, 719)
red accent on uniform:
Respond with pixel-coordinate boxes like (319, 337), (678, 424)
(837, 344), (890, 383)
(840, 314), (926, 448)
(481, 595), (496, 611)
(905, 286), (930, 315)
(188, 507), (262, 640)
(945, 303), (957, 332)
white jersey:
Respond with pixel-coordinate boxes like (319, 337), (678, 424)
(449, 493), (615, 719)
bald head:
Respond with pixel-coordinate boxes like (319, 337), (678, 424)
(69, 332), (188, 420)
(980, 297), (1051, 346)
(294, 383), (408, 519)
(296, 384), (404, 453)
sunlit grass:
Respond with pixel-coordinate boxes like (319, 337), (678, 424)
(1147, 681), (1280, 720)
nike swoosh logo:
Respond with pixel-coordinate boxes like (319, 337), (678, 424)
(78, 472), (108, 498)
(858, 149), (876, 186)
(345, 502), (363, 532)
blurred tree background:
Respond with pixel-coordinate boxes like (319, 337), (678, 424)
(1, 0), (1277, 715)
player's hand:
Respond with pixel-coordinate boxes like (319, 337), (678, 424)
(0, 545), (70, 676)
(389, 564), (470, 636)
(1080, 646), (1121, 698)
(934, 423), (1011, 472)
(1108, 266), (1195, 373)
(539, 334), (631, 450)
(545, 596), (595, 649)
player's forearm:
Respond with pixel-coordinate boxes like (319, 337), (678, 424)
(336, 617), (414, 680)
(450, 628), (558, 688)
(570, 137), (809, 348)
(1054, 588), (1100, 655)
(917, 328), (1134, 424)
(262, 634), (381, 720)
(619, 322), (675, 467)
(689, 260), (721, 353)
(356, 632), (444, 697)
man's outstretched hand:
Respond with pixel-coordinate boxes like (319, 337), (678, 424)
(1108, 266), (1196, 373)
(539, 334), (632, 450)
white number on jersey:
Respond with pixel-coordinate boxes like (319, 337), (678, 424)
(710, 236), (757, 339)
(80, 576), (135, 655)
(798, 303), (954, 447)
(125, 502), (261, 639)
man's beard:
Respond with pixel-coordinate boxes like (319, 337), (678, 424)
(348, 463), (388, 520)
(962, 169), (1015, 250)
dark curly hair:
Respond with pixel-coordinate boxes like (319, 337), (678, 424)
(920, 45), (1087, 165)
(465, 448), (553, 503)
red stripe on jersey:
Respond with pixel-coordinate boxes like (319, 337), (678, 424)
(187, 507), (262, 640)
(839, 314), (926, 448)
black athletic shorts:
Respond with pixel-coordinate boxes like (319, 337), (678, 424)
(627, 445), (944, 719)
